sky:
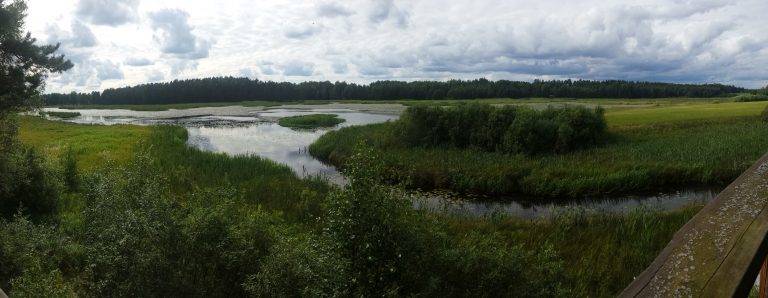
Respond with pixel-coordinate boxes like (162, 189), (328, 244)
(23, 0), (768, 93)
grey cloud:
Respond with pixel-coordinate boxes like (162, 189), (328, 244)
(95, 60), (124, 80)
(368, 0), (409, 28)
(146, 69), (165, 82)
(46, 21), (97, 49)
(317, 2), (353, 18)
(282, 61), (315, 76)
(284, 25), (322, 39)
(259, 62), (276, 75)
(149, 9), (210, 59)
(125, 57), (153, 66)
(239, 68), (255, 78)
(76, 0), (140, 26)
(167, 59), (199, 76)
(359, 65), (390, 76)
(332, 62), (348, 74)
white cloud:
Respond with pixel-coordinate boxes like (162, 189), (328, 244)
(148, 8), (210, 59)
(125, 57), (153, 66)
(76, 0), (140, 26)
(24, 0), (768, 93)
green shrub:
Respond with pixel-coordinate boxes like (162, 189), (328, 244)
(245, 234), (347, 297)
(396, 104), (606, 155)
(735, 94), (768, 102)
(762, 106), (768, 122)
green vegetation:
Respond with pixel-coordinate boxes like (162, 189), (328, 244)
(2, 115), (701, 297)
(311, 102), (768, 197)
(45, 77), (744, 106)
(18, 116), (150, 170)
(397, 104), (606, 155)
(762, 105), (768, 122)
(277, 113), (345, 129)
(735, 93), (768, 102)
(604, 101), (768, 126)
(42, 111), (80, 119)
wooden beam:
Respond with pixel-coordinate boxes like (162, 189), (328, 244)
(621, 152), (768, 297)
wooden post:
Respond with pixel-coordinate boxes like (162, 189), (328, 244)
(760, 256), (768, 298)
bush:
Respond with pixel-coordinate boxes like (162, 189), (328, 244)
(396, 104), (606, 155)
(762, 106), (768, 122)
(735, 94), (768, 102)
(245, 234), (347, 297)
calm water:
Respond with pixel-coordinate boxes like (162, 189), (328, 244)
(42, 105), (719, 218)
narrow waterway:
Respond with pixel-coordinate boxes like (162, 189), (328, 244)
(42, 104), (719, 218)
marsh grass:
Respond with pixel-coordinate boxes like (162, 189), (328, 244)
(310, 104), (768, 198)
(444, 204), (703, 297)
(277, 114), (345, 129)
(18, 116), (151, 171)
(145, 125), (331, 222)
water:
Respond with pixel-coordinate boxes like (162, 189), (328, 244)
(41, 105), (720, 218)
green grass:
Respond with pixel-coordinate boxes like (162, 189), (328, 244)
(310, 102), (768, 198)
(277, 114), (345, 129)
(443, 204), (703, 297)
(41, 111), (81, 119)
(605, 101), (768, 126)
(18, 116), (151, 171)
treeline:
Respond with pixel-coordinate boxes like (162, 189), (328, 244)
(44, 77), (744, 105)
(397, 104), (606, 155)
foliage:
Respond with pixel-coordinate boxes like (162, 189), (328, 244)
(762, 106), (768, 122)
(43, 77), (744, 106)
(735, 93), (768, 102)
(244, 234), (348, 297)
(397, 104), (606, 155)
(0, 0), (72, 114)
(277, 113), (345, 129)
(0, 138), (61, 218)
(0, 215), (78, 294)
(322, 145), (439, 296)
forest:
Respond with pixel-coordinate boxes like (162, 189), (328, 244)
(43, 77), (746, 106)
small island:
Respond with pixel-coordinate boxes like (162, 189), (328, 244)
(43, 111), (81, 119)
(277, 114), (345, 129)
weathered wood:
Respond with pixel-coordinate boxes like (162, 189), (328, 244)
(621, 152), (768, 297)
(760, 257), (768, 298)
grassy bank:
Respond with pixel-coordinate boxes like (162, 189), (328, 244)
(310, 102), (768, 198)
(277, 114), (345, 129)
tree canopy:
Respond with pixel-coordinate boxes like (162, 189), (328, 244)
(0, 0), (72, 115)
(45, 77), (744, 106)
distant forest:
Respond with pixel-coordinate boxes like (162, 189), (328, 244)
(44, 77), (746, 105)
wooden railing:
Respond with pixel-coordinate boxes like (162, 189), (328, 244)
(621, 152), (768, 297)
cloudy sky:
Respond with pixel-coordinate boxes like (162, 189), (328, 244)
(24, 0), (768, 93)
